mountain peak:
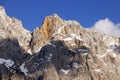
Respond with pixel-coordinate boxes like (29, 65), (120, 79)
(0, 6), (6, 15)
(0, 6), (32, 53)
(0, 6), (120, 80)
(0, 6), (8, 23)
(31, 14), (82, 53)
(51, 13), (60, 18)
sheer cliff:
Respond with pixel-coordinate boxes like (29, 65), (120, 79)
(0, 6), (120, 80)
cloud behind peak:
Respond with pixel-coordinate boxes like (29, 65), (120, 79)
(93, 18), (120, 37)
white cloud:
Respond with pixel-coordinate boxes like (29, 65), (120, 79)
(93, 18), (120, 37)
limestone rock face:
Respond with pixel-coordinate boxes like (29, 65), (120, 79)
(31, 14), (65, 53)
(0, 6), (32, 52)
(0, 6), (120, 80)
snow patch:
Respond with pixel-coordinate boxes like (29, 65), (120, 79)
(44, 68), (48, 72)
(94, 42), (97, 45)
(52, 24), (67, 37)
(64, 34), (83, 42)
(60, 69), (70, 75)
(70, 49), (77, 53)
(94, 69), (102, 73)
(64, 37), (73, 41)
(82, 53), (89, 55)
(73, 63), (79, 68)
(48, 43), (56, 47)
(71, 34), (83, 41)
(19, 62), (28, 75)
(27, 49), (33, 55)
(0, 58), (14, 68)
(78, 48), (89, 54)
(47, 54), (53, 60)
(58, 24), (66, 33)
(71, 43), (76, 46)
(112, 53), (117, 57)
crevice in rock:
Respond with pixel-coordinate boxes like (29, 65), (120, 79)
(85, 56), (94, 80)
(29, 32), (33, 47)
(28, 32), (34, 54)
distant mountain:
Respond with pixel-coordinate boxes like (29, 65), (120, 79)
(0, 6), (120, 80)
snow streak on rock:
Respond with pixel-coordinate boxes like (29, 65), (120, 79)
(0, 58), (14, 68)
(59, 69), (70, 75)
(19, 62), (28, 75)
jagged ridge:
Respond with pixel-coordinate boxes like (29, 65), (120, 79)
(0, 6), (120, 80)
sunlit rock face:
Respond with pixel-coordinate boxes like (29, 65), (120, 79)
(0, 6), (32, 52)
(0, 6), (120, 80)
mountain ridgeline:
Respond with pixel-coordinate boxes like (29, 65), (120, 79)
(0, 6), (120, 80)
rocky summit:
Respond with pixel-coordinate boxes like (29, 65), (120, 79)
(0, 6), (120, 80)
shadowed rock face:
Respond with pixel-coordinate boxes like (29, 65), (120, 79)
(0, 6), (120, 80)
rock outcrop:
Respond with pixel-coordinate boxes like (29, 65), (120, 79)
(0, 6), (120, 80)
(0, 6), (32, 53)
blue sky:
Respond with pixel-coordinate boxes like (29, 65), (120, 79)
(0, 0), (120, 31)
